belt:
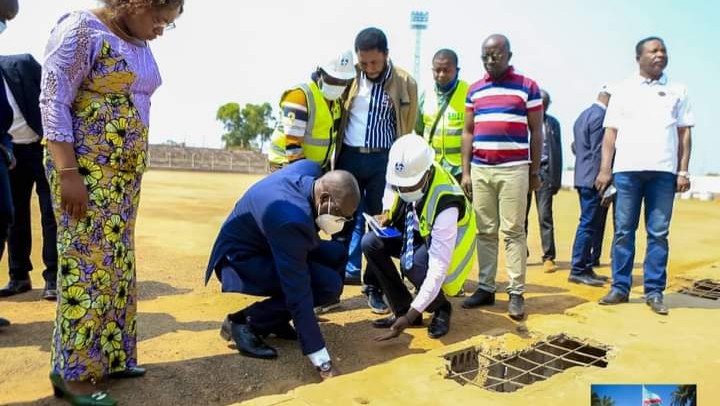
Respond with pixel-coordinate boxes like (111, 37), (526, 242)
(344, 145), (389, 154)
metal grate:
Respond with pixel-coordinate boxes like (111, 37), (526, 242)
(680, 279), (720, 300)
(444, 334), (609, 393)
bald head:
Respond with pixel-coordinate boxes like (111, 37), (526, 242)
(597, 91), (610, 107)
(483, 34), (511, 53)
(314, 170), (360, 218)
(0, 0), (19, 23)
(482, 34), (512, 80)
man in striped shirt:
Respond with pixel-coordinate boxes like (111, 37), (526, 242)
(334, 27), (418, 314)
(460, 34), (544, 320)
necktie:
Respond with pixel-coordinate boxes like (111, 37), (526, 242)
(401, 203), (415, 271)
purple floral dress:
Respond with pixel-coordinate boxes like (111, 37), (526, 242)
(39, 10), (161, 382)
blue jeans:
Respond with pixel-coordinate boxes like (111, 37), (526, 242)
(570, 187), (607, 276)
(334, 147), (389, 288)
(610, 171), (676, 298)
(345, 200), (365, 277)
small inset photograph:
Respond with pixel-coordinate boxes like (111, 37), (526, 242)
(591, 384), (697, 406)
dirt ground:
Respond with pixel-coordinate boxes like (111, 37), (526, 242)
(0, 170), (718, 405)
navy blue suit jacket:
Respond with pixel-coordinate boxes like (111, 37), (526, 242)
(572, 103), (606, 188)
(0, 54), (43, 135)
(205, 160), (325, 353)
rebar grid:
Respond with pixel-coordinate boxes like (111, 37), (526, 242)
(445, 335), (609, 392)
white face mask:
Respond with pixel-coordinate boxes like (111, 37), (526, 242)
(320, 82), (346, 101)
(397, 173), (428, 203)
(399, 189), (424, 203)
(0, 21), (6, 34)
(315, 198), (346, 235)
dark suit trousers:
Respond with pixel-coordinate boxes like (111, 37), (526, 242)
(525, 180), (557, 261)
(7, 142), (58, 281)
(361, 231), (449, 316)
(230, 240), (346, 336)
(0, 152), (12, 262)
(333, 146), (389, 288)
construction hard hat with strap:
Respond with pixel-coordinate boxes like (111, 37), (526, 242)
(268, 81), (340, 168)
(388, 162), (477, 296)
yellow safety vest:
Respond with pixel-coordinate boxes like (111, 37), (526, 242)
(268, 82), (340, 168)
(389, 162), (476, 296)
(422, 80), (469, 169)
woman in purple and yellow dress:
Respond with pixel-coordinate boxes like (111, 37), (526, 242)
(39, 1), (183, 404)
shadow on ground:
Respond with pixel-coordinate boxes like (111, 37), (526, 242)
(3, 285), (589, 406)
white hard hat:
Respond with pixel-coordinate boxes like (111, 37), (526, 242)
(386, 134), (435, 187)
(599, 83), (612, 95)
(320, 50), (355, 81)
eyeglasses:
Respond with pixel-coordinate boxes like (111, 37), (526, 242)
(326, 196), (354, 222)
(152, 15), (176, 31)
(481, 53), (504, 62)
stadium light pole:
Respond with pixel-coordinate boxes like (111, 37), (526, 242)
(410, 11), (429, 84)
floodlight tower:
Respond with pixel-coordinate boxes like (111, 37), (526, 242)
(410, 11), (429, 84)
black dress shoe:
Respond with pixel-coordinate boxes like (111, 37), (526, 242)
(109, 366), (146, 379)
(0, 279), (32, 297)
(42, 280), (58, 301)
(371, 314), (423, 329)
(599, 290), (629, 305)
(428, 305), (452, 339)
(258, 323), (298, 340)
(588, 271), (610, 282)
(231, 322), (278, 359)
(220, 315), (233, 341)
(646, 296), (669, 315)
(462, 288), (495, 308)
(568, 273), (605, 287)
(508, 294), (525, 320)
(0, 317), (9, 328)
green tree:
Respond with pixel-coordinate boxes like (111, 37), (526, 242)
(671, 385), (697, 406)
(216, 102), (274, 149)
(591, 393), (616, 406)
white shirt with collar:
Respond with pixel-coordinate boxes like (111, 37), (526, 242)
(603, 73), (694, 174)
(3, 76), (41, 144)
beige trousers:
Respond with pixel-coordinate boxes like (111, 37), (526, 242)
(471, 164), (529, 295)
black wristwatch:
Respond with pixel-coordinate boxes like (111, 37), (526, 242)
(316, 360), (333, 373)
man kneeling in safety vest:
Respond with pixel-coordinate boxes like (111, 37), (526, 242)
(364, 134), (476, 340)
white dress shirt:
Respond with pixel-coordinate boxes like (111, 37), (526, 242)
(604, 73), (694, 174)
(4, 77), (40, 144)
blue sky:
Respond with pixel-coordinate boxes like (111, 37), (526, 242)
(2, 1), (719, 173)
(592, 384), (689, 406)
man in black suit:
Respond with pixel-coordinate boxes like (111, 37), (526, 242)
(0, 0), (20, 328)
(525, 89), (563, 272)
(0, 53), (58, 300)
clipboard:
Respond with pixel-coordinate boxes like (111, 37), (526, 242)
(363, 213), (401, 239)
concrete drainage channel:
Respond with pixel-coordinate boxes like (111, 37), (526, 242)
(443, 334), (610, 393)
(679, 279), (720, 300)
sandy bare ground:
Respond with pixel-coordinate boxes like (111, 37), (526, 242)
(0, 170), (718, 405)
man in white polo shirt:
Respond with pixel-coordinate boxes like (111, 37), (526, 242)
(595, 36), (693, 315)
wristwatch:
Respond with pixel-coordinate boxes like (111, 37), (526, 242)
(317, 360), (333, 373)
(677, 171), (690, 178)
